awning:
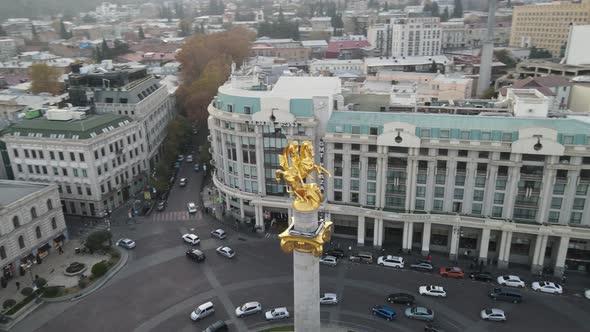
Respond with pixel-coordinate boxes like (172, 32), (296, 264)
(38, 243), (51, 252)
(54, 234), (65, 242)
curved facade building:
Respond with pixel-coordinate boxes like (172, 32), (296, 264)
(208, 71), (590, 275)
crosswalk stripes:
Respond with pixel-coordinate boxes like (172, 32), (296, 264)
(264, 233), (279, 239)
(149, 210), (203, 222)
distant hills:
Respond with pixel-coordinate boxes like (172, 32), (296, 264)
(0, 0), (114, 21)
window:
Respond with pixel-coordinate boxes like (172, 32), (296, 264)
(421, 129), (431, 137)
(244, 106), (251, 114)
(570, 212), (583, 224)
(370, 127), (378, 135)
(79, 153), (85, 162)
(18, 236), (25, 249)
(12, 216), (20, 229)
(35, 226), (42, 239)
(66, 186), (72, 194)
(13, 149), (19, 158)
(0, 246), (5, 260)
(59, 152), (64, 160)
(500, 152), (511, 160)
(436, 174), (446, 184)
(553, 183), (566, 195)
(351, 144), (360, 151)
(82, 169), (88, 177)
(415, 199), (425, 210)
(62, 168), (68, 176)
(47, 199), (53, 210)
(496, 179), (507, 190)
(455, 175), (465, 186)
(417, 174), (427, 184)
(334, 191), (342, 201)
(473, 190), (484, 201)
(416, 186), (426, 197)
(454, 188), (464, 199)
(73, 169), (79, 177)
(334, 143), (343, 149)
(494, 193), (505, 204)
(50, 151), (55, 160)
(472, 203), (482, 215)
(227, 104), (233, 113)
(367, 195), (376, 206)
(475, 176), (486, 188)
(458, 150), (468, 157)
(24, 149), (29, 158)
(70, 152), (75, 161)
(77, 186), (83, 195)
(551, 197), (562, 209)
(51, 217), (57, 229)
(576, 184), (589, 196)
(86, 187), (92, 196)
(573, 198), (585, 210)
(17, 165), (22, 173)
(367, 182), (376, 193)
(548, 211), (560, 223)
(492, 206), (503, 218)
(433, 200), (443, 211)
(350, 193), (359, 203)
(351, 126), (360, 134)
(435, 187), (445, 198)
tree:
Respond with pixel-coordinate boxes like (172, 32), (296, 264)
(82, 14), (96, 23)
(59, 19), (71, 40)
(0, 25), (6, 37)
(30, 64), (61, 95)
(430, 60), (438, 73)
(174, 2), (185, 19)
(441, 7), (449, 22)
(494, 49), (516, 67)
(138, 26), (145, 40)
(178, 20), (192, 37)
(453, 0), (463, 18)
(481, 87), (496, 99)
(84, 230), (112, 253)
(529, 46), (552, 59)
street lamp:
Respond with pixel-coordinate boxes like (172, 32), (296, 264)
(104, 208), (112, 246)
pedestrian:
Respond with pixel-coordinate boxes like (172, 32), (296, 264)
(561, 274), (567, 285)
(15, 281), (20, 290)
(427, 254), (432, 263)
(59, 246), (64, 254)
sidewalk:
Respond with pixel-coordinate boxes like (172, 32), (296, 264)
(65, 197), (138, 239)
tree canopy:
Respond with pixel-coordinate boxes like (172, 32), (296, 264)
(453, 0), (463, 18)
(30, 64), (61, 95)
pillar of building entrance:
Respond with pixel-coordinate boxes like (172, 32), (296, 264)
(357, 216), (365, 246)
(373, 218), (383, 247)
(421, 222), (431, 256)
(479, 229), (491, 265)
(449, 226), (460, 262)
(497, 231), (513, 269)
(531, 233), (548, 274)
(254, 205), (265, 232)
(402, 221), (413, 253)
(554, 236), (570, 277)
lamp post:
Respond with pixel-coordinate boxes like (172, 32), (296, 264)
(104, 208), (112, 246)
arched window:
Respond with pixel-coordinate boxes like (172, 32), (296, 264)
(47, 199), (53, 210)
(30, 207), (37, 219)
(35, 226), (42, 239)
(12, 216), (20, 229)
(51, 217), (57, 230)
(18, 236), (25, 249)
(0, 246), (6, 260)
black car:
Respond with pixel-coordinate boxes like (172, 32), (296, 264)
(410, 261), (434, 272)
(387, 293), (415, 305)
(202, 320), (227, 332)
(469, 271), (494, 282)
(424, 323), (445, 332)
(186, 249), (206, 262)
(325, 248), (345, 258)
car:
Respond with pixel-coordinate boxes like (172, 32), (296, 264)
(585, 289), (590, 300)
(324, 248), (345, 258)
(419, 285), (447, 298)
(377, 255), (404, 268)
(202, 320), (227, 332)
(187, 155), (193, 162)
(480, 308), (506, 322)
(156, 200), (166, 211)
(319, 255), (338, 266)
(371, 305), (396, 321)
(387, 293), (415, 305)
(179, 178), (188, 187)
(424, 323), (446, 332)
(531, 281), (563, 294)
(191, 301), (214, 321)
(116, 238), (136, 249)
(187, 202), (198, 214)
(210, 229), (227, 239)
(194, 164), (200, 172)
(235, 301), (262, 317)
(186, 249), (206, 262)
(265, 307), (290, 321)
(216, 246), (236, 259)
(439, 266), (464, 278)
(177, 155), (185, 162)
(411, 262), (434, 272)
(182, 233), (200, 245)
(497, 275), (525, 288)
(193, 129), (198, 135)
(405, 306), (434, 322)
(469, 271), (494, 282)
(320, 293), (338, 305)
(489, 287), (522, 303)
(349, 252), (373, 264)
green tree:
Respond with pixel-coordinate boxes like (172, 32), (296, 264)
(430, 60), (438, 73)
(30, 64), (61, 95)
(91, 261), (108, 278)
(178, 19), (192, 37)
(85, 230), (112, 253)
(494, 49), (516, 67)
(82, 14), (96, 23)
(529, 46), (552, 59)
(138, 26), (145, 40)
(481, 86), (496, 99)
(441, 7), (449, 22)
(59, 19), (71, 39)
(453, 0), (463, 18)
(0, 25), (6, 36)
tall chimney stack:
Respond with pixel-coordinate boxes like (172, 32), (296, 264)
(477, 0), (497, 97)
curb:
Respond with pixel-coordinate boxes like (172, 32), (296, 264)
(0, 299), (44, 331)
(43, 247), (129, 303)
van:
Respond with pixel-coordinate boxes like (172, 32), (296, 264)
(488, 287), (522, 303)
(349, 251), (373, 264)
(190, 301), (215, 321)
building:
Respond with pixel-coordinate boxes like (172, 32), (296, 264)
(301, 40), (328, 59)
(251, 39), (310, 66)
(367, 24), (393, 57)
(562, 25), (590, 66)
(498, 75), (572, 111)
(364, 55), (451, 76)
(66, 63), (176, 168)
(368, 71), (474, 101)
(208, 68), (590, 276)
(440, 20), (466, 50)
(325, 39), (371, 59)
(568, 76), (590, 113)
(510, 0), (590, 57)
(2, 109), (149, 216)
(1, 19), (33, 40)
(390, 17), (442, 57)
(516, 59), (590, 79)
(309, 59), (364, 76)
(0, 39), (17, 62)
(465, 22), (511, 48)
(0, 180), (67, 281)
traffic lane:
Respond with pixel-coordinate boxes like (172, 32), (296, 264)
(152, 297), (230, 332)
(228, 284), (295, 331)
(35, 257), (212, 332)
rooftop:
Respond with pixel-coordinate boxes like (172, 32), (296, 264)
(365, 55), (451, 67)
(0, 180), (51, 208)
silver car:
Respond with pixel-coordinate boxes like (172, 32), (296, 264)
(480, 308), (506, 321)
(216, 246), (236, 259)
(320, 255), (337, 266)
(235, 301), (262, 317)
(320, 293), (338, 305)
(211, 229), (227, 239)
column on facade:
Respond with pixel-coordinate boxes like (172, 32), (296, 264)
(236, 136), (244, 191)
(537, 162), (556, 223)
(220, 131), (229, 185)
(421, 222), (431, 256)
(225, 192), (231, 212)
(482, 165), (498, 216)
(402, 221), (413, 252)
(373, 218), (383, 247)
(478, 228), (491, 265)
(357, 216), (365, 246)
(554, 236), (570, 277)
(531, 233), (548, 273)
(462, 161), (477, 213)
(255, 128), (266, 196)
(503, 158), (521, 219)
(443, 160), (457, 212)
(342, 150), (352, 202)
(359, 156), (368, 206)
(405, 157), (417, 211)
(424, 160), (436, 211)
(239, 198), (245, 219)
(497, 230), (513, 269)
(560, 171), (580, 224)
(449, 225), (460, 261)
(254, 205), (265, 231)
(378, 149), (387, 208)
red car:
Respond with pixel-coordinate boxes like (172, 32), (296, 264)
(439, 266), (465, 278)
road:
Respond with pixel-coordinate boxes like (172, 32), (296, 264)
(11, 159), (590, 332)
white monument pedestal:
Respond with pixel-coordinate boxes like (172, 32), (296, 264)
(292, 209), (320, 332)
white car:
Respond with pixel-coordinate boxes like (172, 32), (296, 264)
(585, 289), (590, 300)
(418, 285), (447, 298)
(497, 275), (525, 288)
(531, 281), (563, 294)
(377, 255), (404, 268)
(116, 238), (136, 249)
(480, 308), (506, 321)
(211, 229), (227, 239)
(216, 246), (236, 259)
(319, 255), (338, 266)
(320, 293), (338, 305)
(265, 307), (290, 321)
(187, 155), (193, 162)
(187, 202), (198, 214)
(177, 155), (184, 162)
(182, 233), (200, 245)
(179, 178), (187, 187)
(235, 301), (262, 317)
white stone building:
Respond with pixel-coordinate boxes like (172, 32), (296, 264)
(0, 39), (17, 62)
(390, 17), (442, 57)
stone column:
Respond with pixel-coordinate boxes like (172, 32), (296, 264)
(402, 221), (413, 252)
(357, 216), (365, 246)
(531, 233), (548, 274)
(373, 218), (383, 247)
(479, 228), (491, 265)
(292, 209), (320, 332)
(255, 205), (265, 232)
(497, 231), (513, 269)
(421, 222), (431, 256)
(239, 199), (245, 219)
(554, 236), (570, 277)
(449, 225), (460, 261)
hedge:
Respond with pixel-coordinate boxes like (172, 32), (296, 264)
(91, 261), (108, 278)
(2, 299), (15, 309)
(5, 293), (35, 315)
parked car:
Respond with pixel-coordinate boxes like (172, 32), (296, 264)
(411, 262), (434, 272)
(182, 233), (200, 245)
(186, 249), (206, 262)
(235, 301), (262, 317)
(211, 229), (227, 239)
(377, 255), (404, 268)
(424, 324), (445, 332)
(320, 255), (338, 267)
(177, 155), (185, 162)
(202, 320), (227, 332)
(480, 308), (506, 322)
(439, 266), (464, 278)
(469, 271), (494, 282)
(405, 307), (434, 322)
(156, 200), (166, 211)
(387, 293), (415, 306)
(194, 164), (200, 172)
(349, 252), (373, 264)
(488, 287), (522, 303)
(216, 246), (236, 259)
(497, 275), (525, 288)
(324, 248), (345, 258)
(371, 305), (396, 321)
(419, 285), (446, 298)
(190, 301), (214, 321)
(116, 238), (136, 249)
(320, 293), (338, 305)
(187, 202), (198, 214)
(585, 289), (590, 300)
(187, 155), (193, 162)
(265, 307), (290, 321)
(531, 281), (563, 294)
(179, 178), (188, 187)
